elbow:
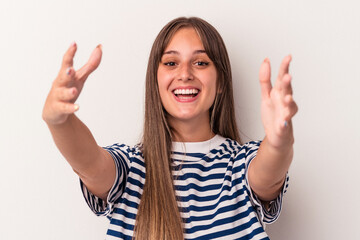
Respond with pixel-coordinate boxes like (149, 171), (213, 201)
(250, 176), (286, 201)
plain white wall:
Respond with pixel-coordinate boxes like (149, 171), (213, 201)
(0, 0), (359, 239)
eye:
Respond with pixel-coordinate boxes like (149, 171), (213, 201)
(194, 61), (209, 66)
(164, 62), (176, 66)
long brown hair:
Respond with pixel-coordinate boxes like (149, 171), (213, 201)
(135, 17), (241, 240)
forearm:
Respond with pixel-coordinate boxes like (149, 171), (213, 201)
(47, 114), (103, 178)
(43, 44), (115, 200)
(251, 55), (298, 201)
(248, 136), (294, 201)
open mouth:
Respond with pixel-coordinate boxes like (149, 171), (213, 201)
(173, 88), (199, 99)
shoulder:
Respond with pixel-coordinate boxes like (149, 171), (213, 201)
(103, 143), (144, 164)
(240, 140), (262, 154)
(215, 137), (261, 166)
(104, 142), (142, 153)
(216, 136), (261, 154)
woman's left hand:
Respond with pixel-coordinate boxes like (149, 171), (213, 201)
(259, 55), (298, 149)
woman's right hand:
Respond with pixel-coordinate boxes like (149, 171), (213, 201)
(42, 42), (102, 125)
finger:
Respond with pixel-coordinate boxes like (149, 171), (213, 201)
(281, 74), (293, 96)
(55, 66), (76, 87)
(56, 87), (78, 102)
(61, 42), (77, 70)
(76, 44), (103, 80)
(280, 119), (292, 131)
(57, 102), (80, 114)
(283, 95), (298, 121)
(259, 58), (272, 99)
(277, 54), (292, 81)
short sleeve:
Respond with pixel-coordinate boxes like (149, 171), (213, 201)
(80, 143), (133, 217)
(243, 140), (289, 226)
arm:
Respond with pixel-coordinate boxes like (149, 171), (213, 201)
(42, 42), (115, 201)
(248, 56), (298, 201)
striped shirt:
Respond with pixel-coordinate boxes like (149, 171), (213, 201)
(81, 135), (289, 239)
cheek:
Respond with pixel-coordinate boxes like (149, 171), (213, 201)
(157, 68), (171, 103)
(157, 68), (170, 90)
(203, 70), (218, 96)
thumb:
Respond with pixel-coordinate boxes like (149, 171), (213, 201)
(77, 44), (103, 80)
(259, 58), (272, 99)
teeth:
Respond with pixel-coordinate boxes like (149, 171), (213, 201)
(174, 89), (199, 95)
(178, 96), (193, 99)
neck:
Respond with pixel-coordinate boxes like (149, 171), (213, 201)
(168, 115), (215, 142)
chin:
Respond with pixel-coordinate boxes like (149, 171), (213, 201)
(168, 110), (208, 123)
(171, 114), (196, 122)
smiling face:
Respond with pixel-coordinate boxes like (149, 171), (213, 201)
(157, 27), (217, 131)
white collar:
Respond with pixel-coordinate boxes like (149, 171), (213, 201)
(171, 134), (226, 153)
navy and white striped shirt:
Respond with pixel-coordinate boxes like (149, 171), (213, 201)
(81, 135), (288, 239)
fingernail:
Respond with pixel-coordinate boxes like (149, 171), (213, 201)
(264, 58), (270, 63)
(66, 67), (71, 75)
(74, 104), (79, 111)
(97, 44), (103, 50)
(70, 41), (76, 47)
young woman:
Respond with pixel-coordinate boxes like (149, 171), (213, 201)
(43, 17), (298, 240)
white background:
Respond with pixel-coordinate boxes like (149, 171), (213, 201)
(0, 0), (359, 239)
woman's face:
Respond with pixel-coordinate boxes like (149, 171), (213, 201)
(157, 27), (217, 127)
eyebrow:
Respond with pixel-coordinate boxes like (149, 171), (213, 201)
(162, 50), (207, 55)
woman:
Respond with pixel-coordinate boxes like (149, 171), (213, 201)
(43, 17), (297, 239)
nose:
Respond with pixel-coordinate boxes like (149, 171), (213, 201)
(177, 63), (193, 81)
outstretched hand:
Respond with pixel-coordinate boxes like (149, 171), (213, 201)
(42, 42), (102, 125)
(259, 55), (298, 149)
